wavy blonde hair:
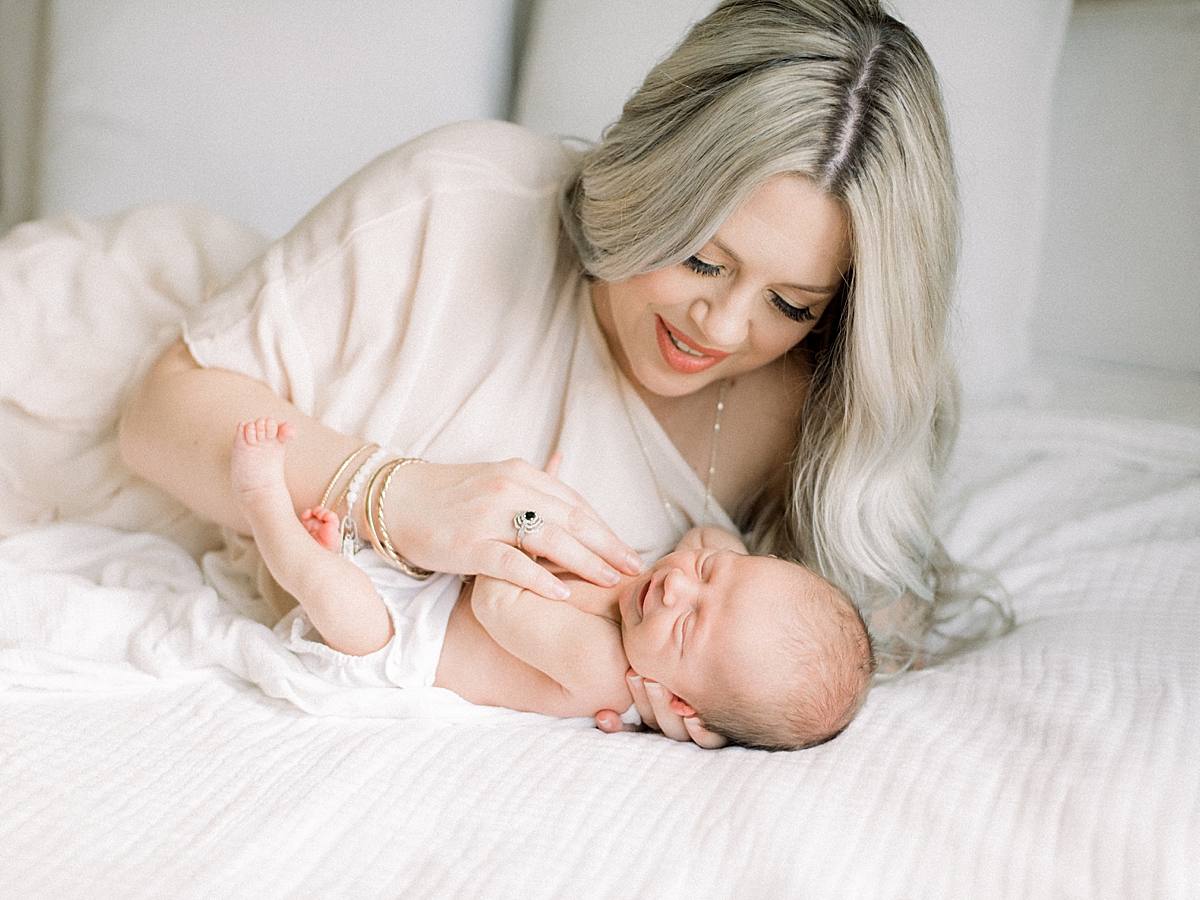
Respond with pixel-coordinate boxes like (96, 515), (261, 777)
(561, 0), (1009, 667)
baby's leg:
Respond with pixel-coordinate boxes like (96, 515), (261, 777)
(231, 418), (394, 656)
(230, 417), (298, 511)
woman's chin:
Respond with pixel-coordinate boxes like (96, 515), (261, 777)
(628, 361), (720, 400)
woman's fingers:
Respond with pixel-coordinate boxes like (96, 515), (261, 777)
(520, 501), (642, 581)
(615, 672), (725, 747)
(382, 457), (641, 591)
(626, 672), (659, 732)
(642, 679), (692, 742)
(684, 717), (729, 749)
(482, 541), (573, 600)
(629, 672), (692, 741)
(513, 519), (628, 591)
(513, 461), (643, 577)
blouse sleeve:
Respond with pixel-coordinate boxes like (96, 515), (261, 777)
(183, 120), (577, 442)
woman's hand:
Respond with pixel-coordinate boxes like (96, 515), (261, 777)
(594, 670), (728, 749)
(380, 457), (642, 600)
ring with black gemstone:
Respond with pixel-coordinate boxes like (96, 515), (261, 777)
(512, 510), (545, 551)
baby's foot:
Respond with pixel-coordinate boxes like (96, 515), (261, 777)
(302, 506), (342, 552)
(230, 418), (296, 510)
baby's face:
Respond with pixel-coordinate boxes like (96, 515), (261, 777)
(618, 548), (818, 714)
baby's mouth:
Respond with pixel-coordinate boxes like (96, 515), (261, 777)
(637, 580), (651, 617)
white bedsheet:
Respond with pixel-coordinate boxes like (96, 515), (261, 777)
(1, 408), (1196, 899)
(1, 206), (1197, 897)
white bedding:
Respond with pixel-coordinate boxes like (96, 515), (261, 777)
(1, 207), (1198, 898)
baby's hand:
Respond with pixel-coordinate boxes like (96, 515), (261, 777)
(301, 506), (341, 552)
(596, 670), (729, 748)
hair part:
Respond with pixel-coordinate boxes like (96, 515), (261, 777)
(561, 0), (1010, 667)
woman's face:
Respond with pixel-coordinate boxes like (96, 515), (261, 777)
(593, 174), (852, 399)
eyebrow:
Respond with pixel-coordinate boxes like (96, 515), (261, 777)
(708, 237), (843, 296)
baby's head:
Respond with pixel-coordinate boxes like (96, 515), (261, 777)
(619, 547), (874, 750)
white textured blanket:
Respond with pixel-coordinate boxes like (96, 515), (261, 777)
(1, 207), (1197, 898)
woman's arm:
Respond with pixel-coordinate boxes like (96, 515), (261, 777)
(119, 340), (642, 598)
(119, 339), (362, 532)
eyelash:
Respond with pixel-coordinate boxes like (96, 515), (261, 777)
(681, 255), (816, 324)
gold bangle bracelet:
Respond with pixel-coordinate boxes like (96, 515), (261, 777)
(365, 457), (433, 580)
(319, 442), (377, 511)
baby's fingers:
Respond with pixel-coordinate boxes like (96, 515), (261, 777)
(594, 709), (639, 734)
(684, 717), (729, 750)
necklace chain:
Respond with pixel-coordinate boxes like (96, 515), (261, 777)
(702, 378), (728, 524)
(617, 375), (729, 528)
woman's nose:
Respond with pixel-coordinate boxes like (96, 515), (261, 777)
(689, 283), (753, 347)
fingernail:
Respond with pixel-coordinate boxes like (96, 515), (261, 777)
(645, 682), (664, 699)
(600, 566), (620, 586)
(627, 673), (644, 687)
(625, 553), (645, 573)
(554, 583), (571, 600)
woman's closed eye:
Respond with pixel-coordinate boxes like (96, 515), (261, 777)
(768, 292), (816, 323)
(682, 255), (722, 278)
(683, 255), (817, 324)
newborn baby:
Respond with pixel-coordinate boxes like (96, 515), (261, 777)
(232, 418), (874, 750)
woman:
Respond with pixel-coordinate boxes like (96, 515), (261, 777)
(120, 0), (963, 745)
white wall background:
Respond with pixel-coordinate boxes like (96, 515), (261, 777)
(1, 0), (1197, 410)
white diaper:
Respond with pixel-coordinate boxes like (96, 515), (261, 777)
(275, 549), (461, 690)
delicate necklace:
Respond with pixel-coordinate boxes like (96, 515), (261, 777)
(616, 373), (729, 527)
(702, 378), (728, 524)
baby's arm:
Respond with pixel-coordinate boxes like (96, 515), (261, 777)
(231, 418), (393, 656)
(470, 574), (631, 713)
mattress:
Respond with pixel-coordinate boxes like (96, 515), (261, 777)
(1, 206), (1197, 899)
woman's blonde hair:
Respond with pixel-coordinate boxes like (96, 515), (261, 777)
(561, 0), (1009, 667)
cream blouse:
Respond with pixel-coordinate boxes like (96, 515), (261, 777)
(186, 120), (736, 564)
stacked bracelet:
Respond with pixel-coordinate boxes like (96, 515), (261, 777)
(343, 447), (388, 519)
(319, 442), (376, 511)
(336, 446), (388, 557)
(364, 457), (433, 580)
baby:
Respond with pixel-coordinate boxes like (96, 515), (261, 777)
(231, 418), (875, 750)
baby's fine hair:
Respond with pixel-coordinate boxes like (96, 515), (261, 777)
(696, 574), (875, 752)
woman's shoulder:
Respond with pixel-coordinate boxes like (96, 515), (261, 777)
(356, 120), (579, 199)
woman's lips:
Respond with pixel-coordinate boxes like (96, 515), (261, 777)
(655, 316), (730, 375)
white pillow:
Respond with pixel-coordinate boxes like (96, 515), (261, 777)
(869, 0), (1073, 403)
(513, 0), (718, 143)
(36, 0), (516, 237)
(1032, 0), (1200, 377)
(515, 0), (1074, 403)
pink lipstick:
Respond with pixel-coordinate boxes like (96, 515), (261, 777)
(655, 316), (730, 375)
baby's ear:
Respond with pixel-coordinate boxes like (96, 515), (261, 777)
(669, 696), (697, 717)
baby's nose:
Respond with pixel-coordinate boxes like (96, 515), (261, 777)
(660, 568), (694, 607)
